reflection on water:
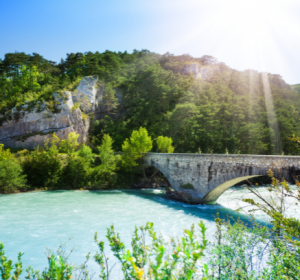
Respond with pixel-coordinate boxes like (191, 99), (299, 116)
(0, 185), (299, 279)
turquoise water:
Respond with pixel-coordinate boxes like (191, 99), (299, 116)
(0, 186), (298, 278)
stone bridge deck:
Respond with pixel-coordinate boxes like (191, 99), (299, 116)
(144, 153), (300, 204)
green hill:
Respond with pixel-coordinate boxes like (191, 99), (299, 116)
(1, 50), (300, 155)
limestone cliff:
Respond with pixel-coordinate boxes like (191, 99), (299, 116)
(0, 76), (99, 149)
(72, 75), (98, 112)
(180, 63), (220, 79)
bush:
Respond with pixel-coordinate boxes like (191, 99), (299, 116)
(21, 135), (64, 189)
(0, 159), (27, 194)
(180, 183), (194, 189)
(60, 132), (79, 154)
(77, 143), (94, 163)
(0, 221), (207, 280)
(0, 144), (27, 194)
(60, 153), (91, 189)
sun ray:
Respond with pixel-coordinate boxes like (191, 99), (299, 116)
(261, 72), (282, 154)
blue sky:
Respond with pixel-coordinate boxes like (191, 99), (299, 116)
(1, 0), (300, 84)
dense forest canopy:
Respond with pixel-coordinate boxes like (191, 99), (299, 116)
(1, 50), (300, 155)
(292, 84), (300, 94)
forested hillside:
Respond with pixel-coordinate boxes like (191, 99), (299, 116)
(292, 84), (300, 94)
(1, 50), (300, 155)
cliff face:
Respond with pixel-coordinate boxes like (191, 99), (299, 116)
(0, 76), (99, 149)
(72, 75), (98, 112)
(180, 63), (220, 79)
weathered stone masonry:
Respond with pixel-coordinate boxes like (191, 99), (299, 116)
(144, 153), (300, 204)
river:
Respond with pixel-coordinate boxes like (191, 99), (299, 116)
(0, 185), (299, 279)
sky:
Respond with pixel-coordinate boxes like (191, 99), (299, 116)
(1, 0), (300, 84)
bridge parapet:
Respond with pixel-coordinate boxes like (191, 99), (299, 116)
(144, 153), (300, 204)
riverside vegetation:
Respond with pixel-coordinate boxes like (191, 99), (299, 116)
(0, 127), (174, 194)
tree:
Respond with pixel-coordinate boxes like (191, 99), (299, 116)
(59, 132), (79, 154)
(122, 127), (152, 173)
(78, 143), (94, 163)
(102, 83), (118, 115)
(98, 134), (117, 174)
(22, 134), (64, 189)
(156, 136), (174, 153)
(90, 134), (119, 187)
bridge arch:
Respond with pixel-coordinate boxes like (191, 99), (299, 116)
(202, 175), (262, 203)
(143, 153), (300, 204)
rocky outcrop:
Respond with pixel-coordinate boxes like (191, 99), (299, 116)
(0, 88), (90, 150)
(0, 75), (120, 149)
(180, 63), (220, 80)
(72, 75), (98, 112)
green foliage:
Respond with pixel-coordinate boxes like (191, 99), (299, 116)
(156, 136), (174, 153)
(60, 153), (91, 189)
(10, 131), (125, 192)
(0, 242), (23, 280)
(292, 84), (300, 94)
(97, 134), (117, 174)
(236, 170), (300, 278)
(71, 102), (80, 111)
(77, 143), (94, 163)
(0, 145), (13, 161)
(25, 243), (91, 280)
(1, 222), (207, 280)
(0, 144), (26, 194)
(90, 134), (119, 188)
(122, 127), (152, 170)
(59, 132), (79, 154)
(21, 134), (64, 189)
(58, 134), (93, 189)
(102, 82), (118, 114)
(180, 183), (194, 190)
(0, 159), (27, 194)
(104, 221), (207, 280)
(206, 216), (270, 279)
(128, 127), (153, 155)
(1, 50), (299, 155)
(88, 52), (300, 155)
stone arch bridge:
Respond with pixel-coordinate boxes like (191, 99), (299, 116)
(143, 153), (300, 204)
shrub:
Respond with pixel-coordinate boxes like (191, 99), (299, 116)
(77, 143), (94, 163)
(0, 144), (27, 194)
(0, 221), (207, 279)
(60, 154), (91, 189)
(21, 134), (64, 189)
(60, 132), (79, 154)
(180, 183), (194, 189)
(71, 102), (80, 111)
